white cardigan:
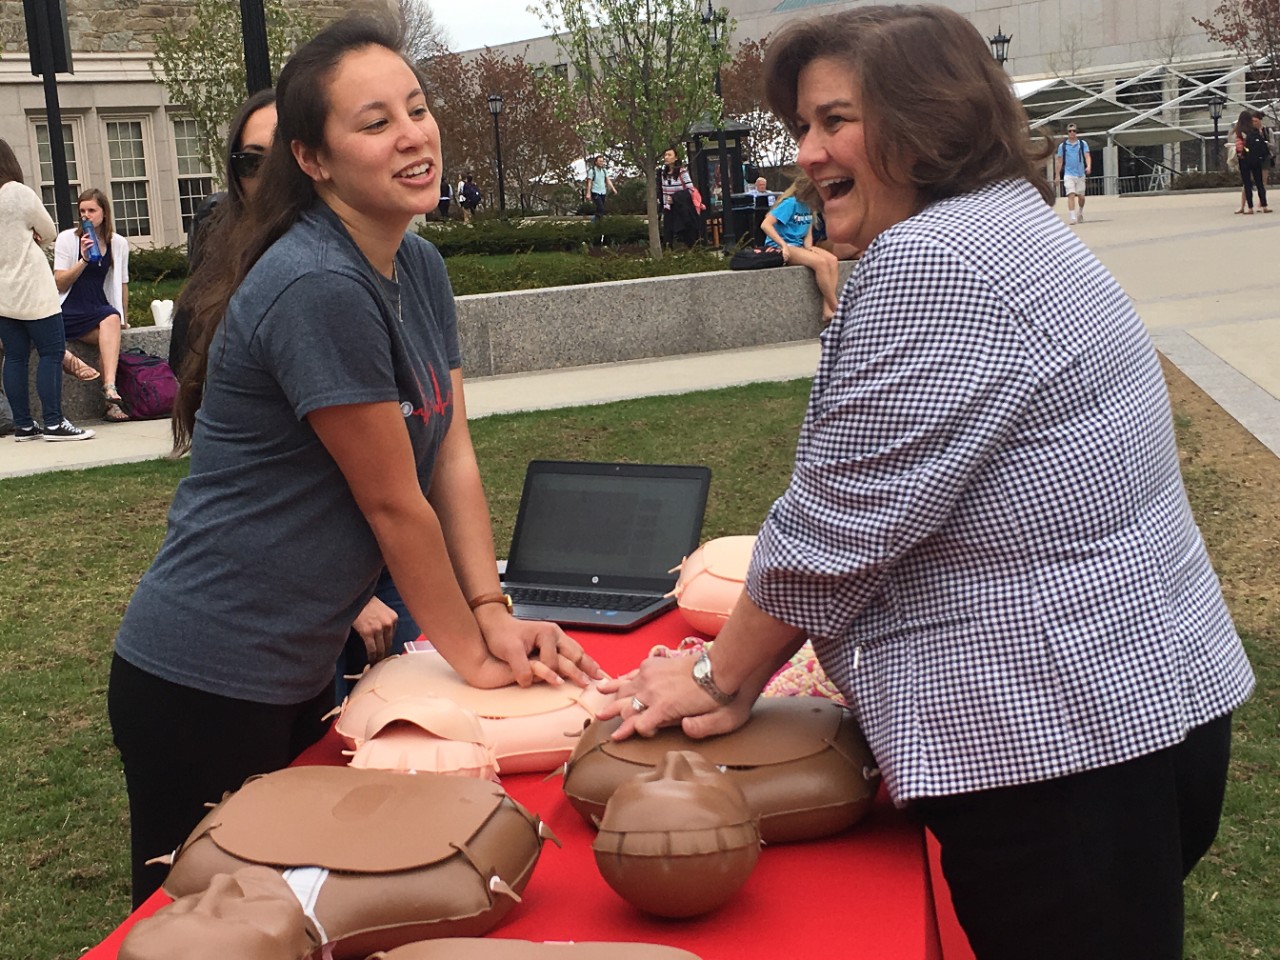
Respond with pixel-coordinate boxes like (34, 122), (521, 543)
(0, 181), (62, 321)
(53, 227), (129, 313)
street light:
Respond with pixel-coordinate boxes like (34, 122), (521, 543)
(1209, 94), (1226, 171)
(701, 0), (734, 254)
(988, 26), (1012, 69)
(487, 93), (506, 213)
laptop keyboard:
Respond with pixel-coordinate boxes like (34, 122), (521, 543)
(507, 587), (656, 612)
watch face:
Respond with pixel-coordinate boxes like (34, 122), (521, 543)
(693, 655), (710, 680)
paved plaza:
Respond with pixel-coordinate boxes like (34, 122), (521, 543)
(3, 189), (1278, 480)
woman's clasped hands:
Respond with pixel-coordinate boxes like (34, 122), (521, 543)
(474, 605), (604, 690)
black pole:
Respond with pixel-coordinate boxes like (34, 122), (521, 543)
(239, 0), (272, 94)
(1213, 116), (1221, 171)
(714, 68), (734, 254)
(26, 0), (75, 228)
(492, 113), (506, 212)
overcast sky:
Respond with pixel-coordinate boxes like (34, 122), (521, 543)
(430, 0), (555, 51)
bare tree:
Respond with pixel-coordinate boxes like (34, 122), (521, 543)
(401, 0), (450, 61)
(1148, 2), (1194, 63)
(1047, 20), (1094, 77)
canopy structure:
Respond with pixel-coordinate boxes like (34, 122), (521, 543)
(1016, 56), (1275, 191)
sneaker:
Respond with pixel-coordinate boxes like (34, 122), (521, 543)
(14, 424), (43, 442)
(1069, 213), (1078, 224)
(1077, 210), (1085, 222)
(42, 419), (96, 442)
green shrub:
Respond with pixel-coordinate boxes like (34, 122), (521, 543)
(444, 248), (726, 296)
(1172, 171), (1242, 190)
(420, 215), (649, 257)
(129, 244), (190, 281)
(615, 177), (652, 215)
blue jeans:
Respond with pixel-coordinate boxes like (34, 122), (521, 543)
(0, 313), (65, 428)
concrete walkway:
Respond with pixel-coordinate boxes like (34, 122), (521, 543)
(3, 189), (1278, 480)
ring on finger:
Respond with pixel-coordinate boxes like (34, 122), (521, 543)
(630, 696), (648, 713)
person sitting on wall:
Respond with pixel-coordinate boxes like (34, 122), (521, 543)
(761, 174), (840, 323)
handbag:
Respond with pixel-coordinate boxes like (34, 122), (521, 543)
(729, 247), (784, 271)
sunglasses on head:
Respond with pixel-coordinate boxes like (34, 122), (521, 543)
(230, 151), (266, 180)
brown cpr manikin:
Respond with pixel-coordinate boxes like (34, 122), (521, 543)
(120, 866), (319, 960)
(159, 766), (557, 959)
(563, 697), (880, 843)
(592, 751), (760, 917)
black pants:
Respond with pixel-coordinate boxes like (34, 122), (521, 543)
(913, 713), (1233, 960)
(1240, 161), (1268, 209)
(107, 653), (332, 907)
(592, 192), (607, 220)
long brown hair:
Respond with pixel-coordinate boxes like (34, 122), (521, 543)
(76, 187), (115, 247)
(0, 138), (24, 187)
(764, 5), (1054, 206)
(171, 13), (407, 455)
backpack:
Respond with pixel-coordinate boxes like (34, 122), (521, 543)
(462, 182), (482, 205)
(729, 247), (785, 270)
(116, 348), (179, 420)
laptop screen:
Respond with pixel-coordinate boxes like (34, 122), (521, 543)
(505, 461), (711, 591)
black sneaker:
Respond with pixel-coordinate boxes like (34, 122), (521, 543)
(42, 419), (96, 442)
(14, 424), (43, 442)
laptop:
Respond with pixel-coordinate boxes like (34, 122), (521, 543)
(501, 460), (712, 631)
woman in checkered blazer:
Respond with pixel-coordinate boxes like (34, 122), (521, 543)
(601, 7), (1255, 959)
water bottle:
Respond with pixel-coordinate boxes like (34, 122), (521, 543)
(82, 220), (103, 264)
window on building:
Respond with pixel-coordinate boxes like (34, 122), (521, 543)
(533, 65), (547, 79)
(173, 118), (214, 235)
(552, 63), (569, 80)
(34, 121), (82, 223)
(105, 119), (152, 237)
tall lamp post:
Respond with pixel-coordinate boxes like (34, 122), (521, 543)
(1209, 94), (1225, 171)
(702, 0), (734, 254)
(487, 94), (506, 213)
(988, 26), (1012, 70)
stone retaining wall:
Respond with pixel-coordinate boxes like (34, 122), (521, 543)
(15, 263), (851, 424)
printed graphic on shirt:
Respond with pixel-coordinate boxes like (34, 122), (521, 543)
(402, 361), (453, 425)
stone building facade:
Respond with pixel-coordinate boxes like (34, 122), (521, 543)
(0, 0), (385, 249)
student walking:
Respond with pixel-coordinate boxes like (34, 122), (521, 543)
(584, 154), (618, 220)
(1055, 124), (1091, 223)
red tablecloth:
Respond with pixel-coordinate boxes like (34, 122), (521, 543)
(84, 612), (975, 960)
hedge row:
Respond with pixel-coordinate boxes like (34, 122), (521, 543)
(419, 215), (650, 257)
(445, 247), (726, 297)
(1172, 169), (1279, 190)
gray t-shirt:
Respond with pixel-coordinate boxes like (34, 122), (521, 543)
(115, 204), (461, 704)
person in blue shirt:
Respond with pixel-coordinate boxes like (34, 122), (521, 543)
(761, 176), (839, 323)
(584, 155), (618, 221)
(1055, 124), (1091, 224)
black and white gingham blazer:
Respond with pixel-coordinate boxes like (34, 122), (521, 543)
(747, 179), (1255, 804)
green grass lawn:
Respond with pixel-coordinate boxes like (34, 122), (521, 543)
(0, 379), (1275, 958)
